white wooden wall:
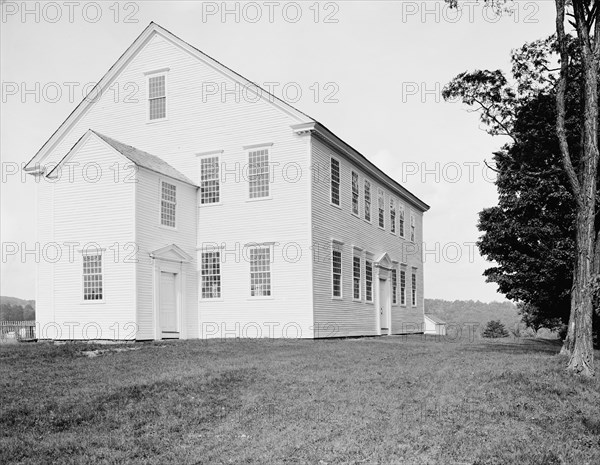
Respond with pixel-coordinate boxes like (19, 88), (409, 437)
(37, 136), (136, 340)
(310, 137), (425, 338)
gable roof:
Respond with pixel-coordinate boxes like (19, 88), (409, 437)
(424, 314), (446, 325)
(26, 22), (429, 211)
(48, 130), (197, 186)
(24, 22), (312, 172)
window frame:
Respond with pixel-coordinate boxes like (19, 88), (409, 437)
(201, 251), (222, 300)
(410, 211), (416, 242)
(351, 171), (359, 216)
(398, 205), (406, 238)
(146, 70), (168, 122)
(400, 266), (407, 307)
(82, 250), (104, 303)
(378, 188), (385, 230)
(199, 154), (221, 206)
(248, 245), (273, 298)
(247, 148), (271, 200)
(331, 244), (343, 299)
(411, 267), (418, 307)
(352, 254), (361, 301)
(392, 266), (398, 305)
(330, 157), (341, 207)
(364, 179), (372, 223)
(365, 256), (374, 303)
(159, 180), (177, 229)
(390, 197), (397, 235)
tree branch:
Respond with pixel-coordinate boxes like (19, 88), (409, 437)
(556, 0), (582, 199)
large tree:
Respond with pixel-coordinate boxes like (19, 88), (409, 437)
(446, 0), (599, 376)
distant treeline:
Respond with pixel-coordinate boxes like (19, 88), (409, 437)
(425, 299), (520, 331)
(0, 297), (35, 321)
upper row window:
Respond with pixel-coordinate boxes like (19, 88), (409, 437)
(160, 181), (176, 228)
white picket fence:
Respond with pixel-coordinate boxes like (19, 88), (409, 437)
(0, 321), (36, 341)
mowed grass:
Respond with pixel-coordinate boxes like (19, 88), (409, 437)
(1, 336), (599, 464)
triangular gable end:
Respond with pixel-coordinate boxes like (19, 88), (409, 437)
(149, 244), (193, 263)
(25, 22), (313, 171)
(375, 252), (393, 270)
(46, 129), (105, 179)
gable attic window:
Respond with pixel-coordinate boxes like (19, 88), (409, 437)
(200, 156), (220, 204)
(330, 158), (340, 206)
(160, 181), (176, 228)
(148, 73), (166, 120)
(83, 252), (103, 301)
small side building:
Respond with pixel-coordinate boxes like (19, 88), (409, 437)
(424, 314), (446, 336)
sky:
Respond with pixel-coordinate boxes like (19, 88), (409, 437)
(0, 0), (557, 302)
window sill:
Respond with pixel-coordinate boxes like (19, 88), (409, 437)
(81, 300), (106, 305)
(389, 231), (397, 237)
(159, 224), (178, 232)
(146, 117), (169, 125)
(330, 202), (342, 210)
(247, 296), (275, 301)
(363, 218), (372, 225)
(378, 226), (385, 232)
(200, 298), (224, 302)
(246, 196), (272, 203)
(331, 296), (343, 301)
(365, 300), (374, 305)
(199, 202), (223, 208)
(352, 298), (362, 303)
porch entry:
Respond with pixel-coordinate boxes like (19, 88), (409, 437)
(379, 278), (390, 331)
(160, 271), (179, 338)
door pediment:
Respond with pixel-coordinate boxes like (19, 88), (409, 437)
(150, 244), (192, 263)
(375, 252), (393, 271)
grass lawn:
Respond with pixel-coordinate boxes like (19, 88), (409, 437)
(1, 335), (599, 464)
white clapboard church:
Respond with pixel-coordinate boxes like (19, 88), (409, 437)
(25, 23), (430, 340)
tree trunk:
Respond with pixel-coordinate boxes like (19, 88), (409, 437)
(560, 264), (577, 356)
(566, 23), (599, 375)
(567, 209), (596, 375)
(554, 0), (598, 376)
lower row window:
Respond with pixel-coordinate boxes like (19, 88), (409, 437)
(83, 253), (103, 301)
(200, 248), (272, 298)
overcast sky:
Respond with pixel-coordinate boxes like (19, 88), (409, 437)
(1, 1), (557, 302)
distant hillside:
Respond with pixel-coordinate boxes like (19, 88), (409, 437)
(425, 299), (521, 331)
(0, 296), (35, 321)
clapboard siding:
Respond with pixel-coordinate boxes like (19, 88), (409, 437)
(196, 131), (314, 339)
(47, 136), (136, 339)
(311, 137), (425, 338)
(135, 168), (197, 340)
(35, 180), (55, 338)
(37, 33), (308, 188)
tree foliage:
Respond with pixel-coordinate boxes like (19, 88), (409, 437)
(443, 37), (583, 329)
(482, 320), (510, 338)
